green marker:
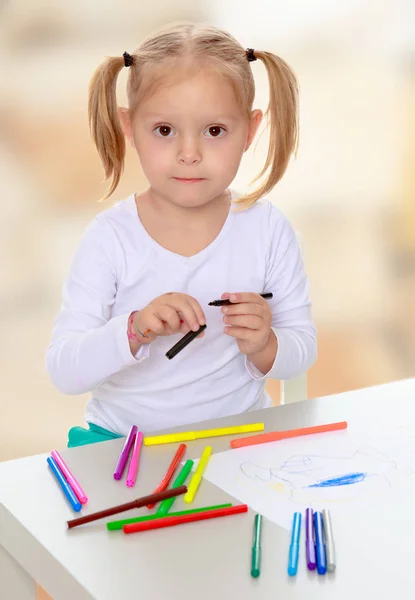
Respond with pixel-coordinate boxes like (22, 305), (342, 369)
(251, 514), (263, 578)
(107, 503), (233, 530)
(156, 459), (194, 515)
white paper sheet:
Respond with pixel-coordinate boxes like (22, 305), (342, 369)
(202, 427), (415, 530)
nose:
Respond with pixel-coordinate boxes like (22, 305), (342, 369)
(177, 135), (202, 165)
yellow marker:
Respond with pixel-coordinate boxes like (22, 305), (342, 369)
(144, 432), (196, 445)
(144, 423), (264, 446)
(184, 446), (212, 504)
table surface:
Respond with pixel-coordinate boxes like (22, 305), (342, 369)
(1, 378), (415, 600)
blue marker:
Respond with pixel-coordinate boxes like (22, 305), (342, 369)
(47, 456), (82, 512)
(314, 511), (327, 575)
(288, 512), (301, 576)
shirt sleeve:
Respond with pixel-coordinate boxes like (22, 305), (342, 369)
(45, 216), (150, 395)
(245, 206), (317, 380)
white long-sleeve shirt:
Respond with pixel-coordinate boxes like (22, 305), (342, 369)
(46, 190), (317, 435)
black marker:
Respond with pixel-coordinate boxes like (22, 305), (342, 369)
(208, 292), (273, 307)
(165, 325), (207, 360)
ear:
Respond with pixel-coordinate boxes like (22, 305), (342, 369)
(244, 109), (263, 152)
(118, 107), (135, 148)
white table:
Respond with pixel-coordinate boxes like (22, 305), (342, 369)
(1, 378), (415, 600)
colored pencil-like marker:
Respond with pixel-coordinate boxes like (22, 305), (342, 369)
(322, 509), (336, 573)
(208, 293), (273, 307)
(165, 325), (207, 360)
(306, 508), (317, 570)
(147, 443), (186, 509)
(107, 503), (233, 530)
(67, 485), (187, 528)
(47, 456), (82, 512)
(51, 450), (88, 504)
(184, 445), (212, 503)
(156, 459), (194, 515)
(126, 430), (143, 488)
(251, 514), (263, 578)
(288, 512), (301, 576)
(123, 504), (248, 534)
(113, 425), (137, 480)
(314, 511), (327, 575)
(144, 423), (264, 446)
(230, 421), (348, 449)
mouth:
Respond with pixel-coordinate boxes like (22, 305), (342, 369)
(173, 177), (206, 184)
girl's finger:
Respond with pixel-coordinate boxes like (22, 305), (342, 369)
(157, 305), (181, 332)
(226, 292), (267, 305)
(187, 296), (206, 327)
(167, 298), (201, 332)
(221, 303), (264, 317)
(223, 314), (263, 330)
(142, 312), (169, 336)
(223, 326), (253, 340)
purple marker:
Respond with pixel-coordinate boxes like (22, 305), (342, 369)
(306, 508), (317, 570)
(113, 425), (137, 480)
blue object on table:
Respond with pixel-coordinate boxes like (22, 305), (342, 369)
(47, 456), (82, 512)
(288, 512), (302, 576)
(314, 511), (327, 575)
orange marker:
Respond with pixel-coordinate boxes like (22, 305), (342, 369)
(230, 421), (348, 449)
(146, 443), (187, 509)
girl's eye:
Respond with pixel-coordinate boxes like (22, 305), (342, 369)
(205, 126), (226, 138)
(155, 125), (174, 137)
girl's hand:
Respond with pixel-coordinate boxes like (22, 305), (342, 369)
(221, 292), (273, 356)
(131, 293), (206, 344)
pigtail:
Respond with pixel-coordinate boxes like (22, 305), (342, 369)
(88, 56), (127, 200)
(236, 51), (299, 209)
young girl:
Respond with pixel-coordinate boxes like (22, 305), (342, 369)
(46, 22), (317, 447)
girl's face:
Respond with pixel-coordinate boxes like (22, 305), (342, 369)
(121, 68), (262, 208)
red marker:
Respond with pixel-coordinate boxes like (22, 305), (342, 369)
(124, 504), (248, 533)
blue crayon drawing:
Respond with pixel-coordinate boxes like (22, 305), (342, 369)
(307, 471), (367, 488)
(238, 443), (413, 504)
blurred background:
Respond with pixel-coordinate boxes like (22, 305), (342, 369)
(1, 0), (414, 465)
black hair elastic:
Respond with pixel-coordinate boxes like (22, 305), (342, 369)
(123, 51), (134, 67)
(246, 48), (257, 62)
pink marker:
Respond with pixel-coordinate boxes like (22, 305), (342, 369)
(51, 450), (88, 504)
(126, 431), (144, 488)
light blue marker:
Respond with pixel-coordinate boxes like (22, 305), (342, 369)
(47, 456), (82, 512)
(288, 512), (301, 576)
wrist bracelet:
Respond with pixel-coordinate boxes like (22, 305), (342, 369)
(127, 311), (148, 342)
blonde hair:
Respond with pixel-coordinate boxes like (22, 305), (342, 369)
(88, 22), (299, 208)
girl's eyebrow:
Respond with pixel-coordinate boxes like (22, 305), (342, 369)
(142, 112), (238, 123)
